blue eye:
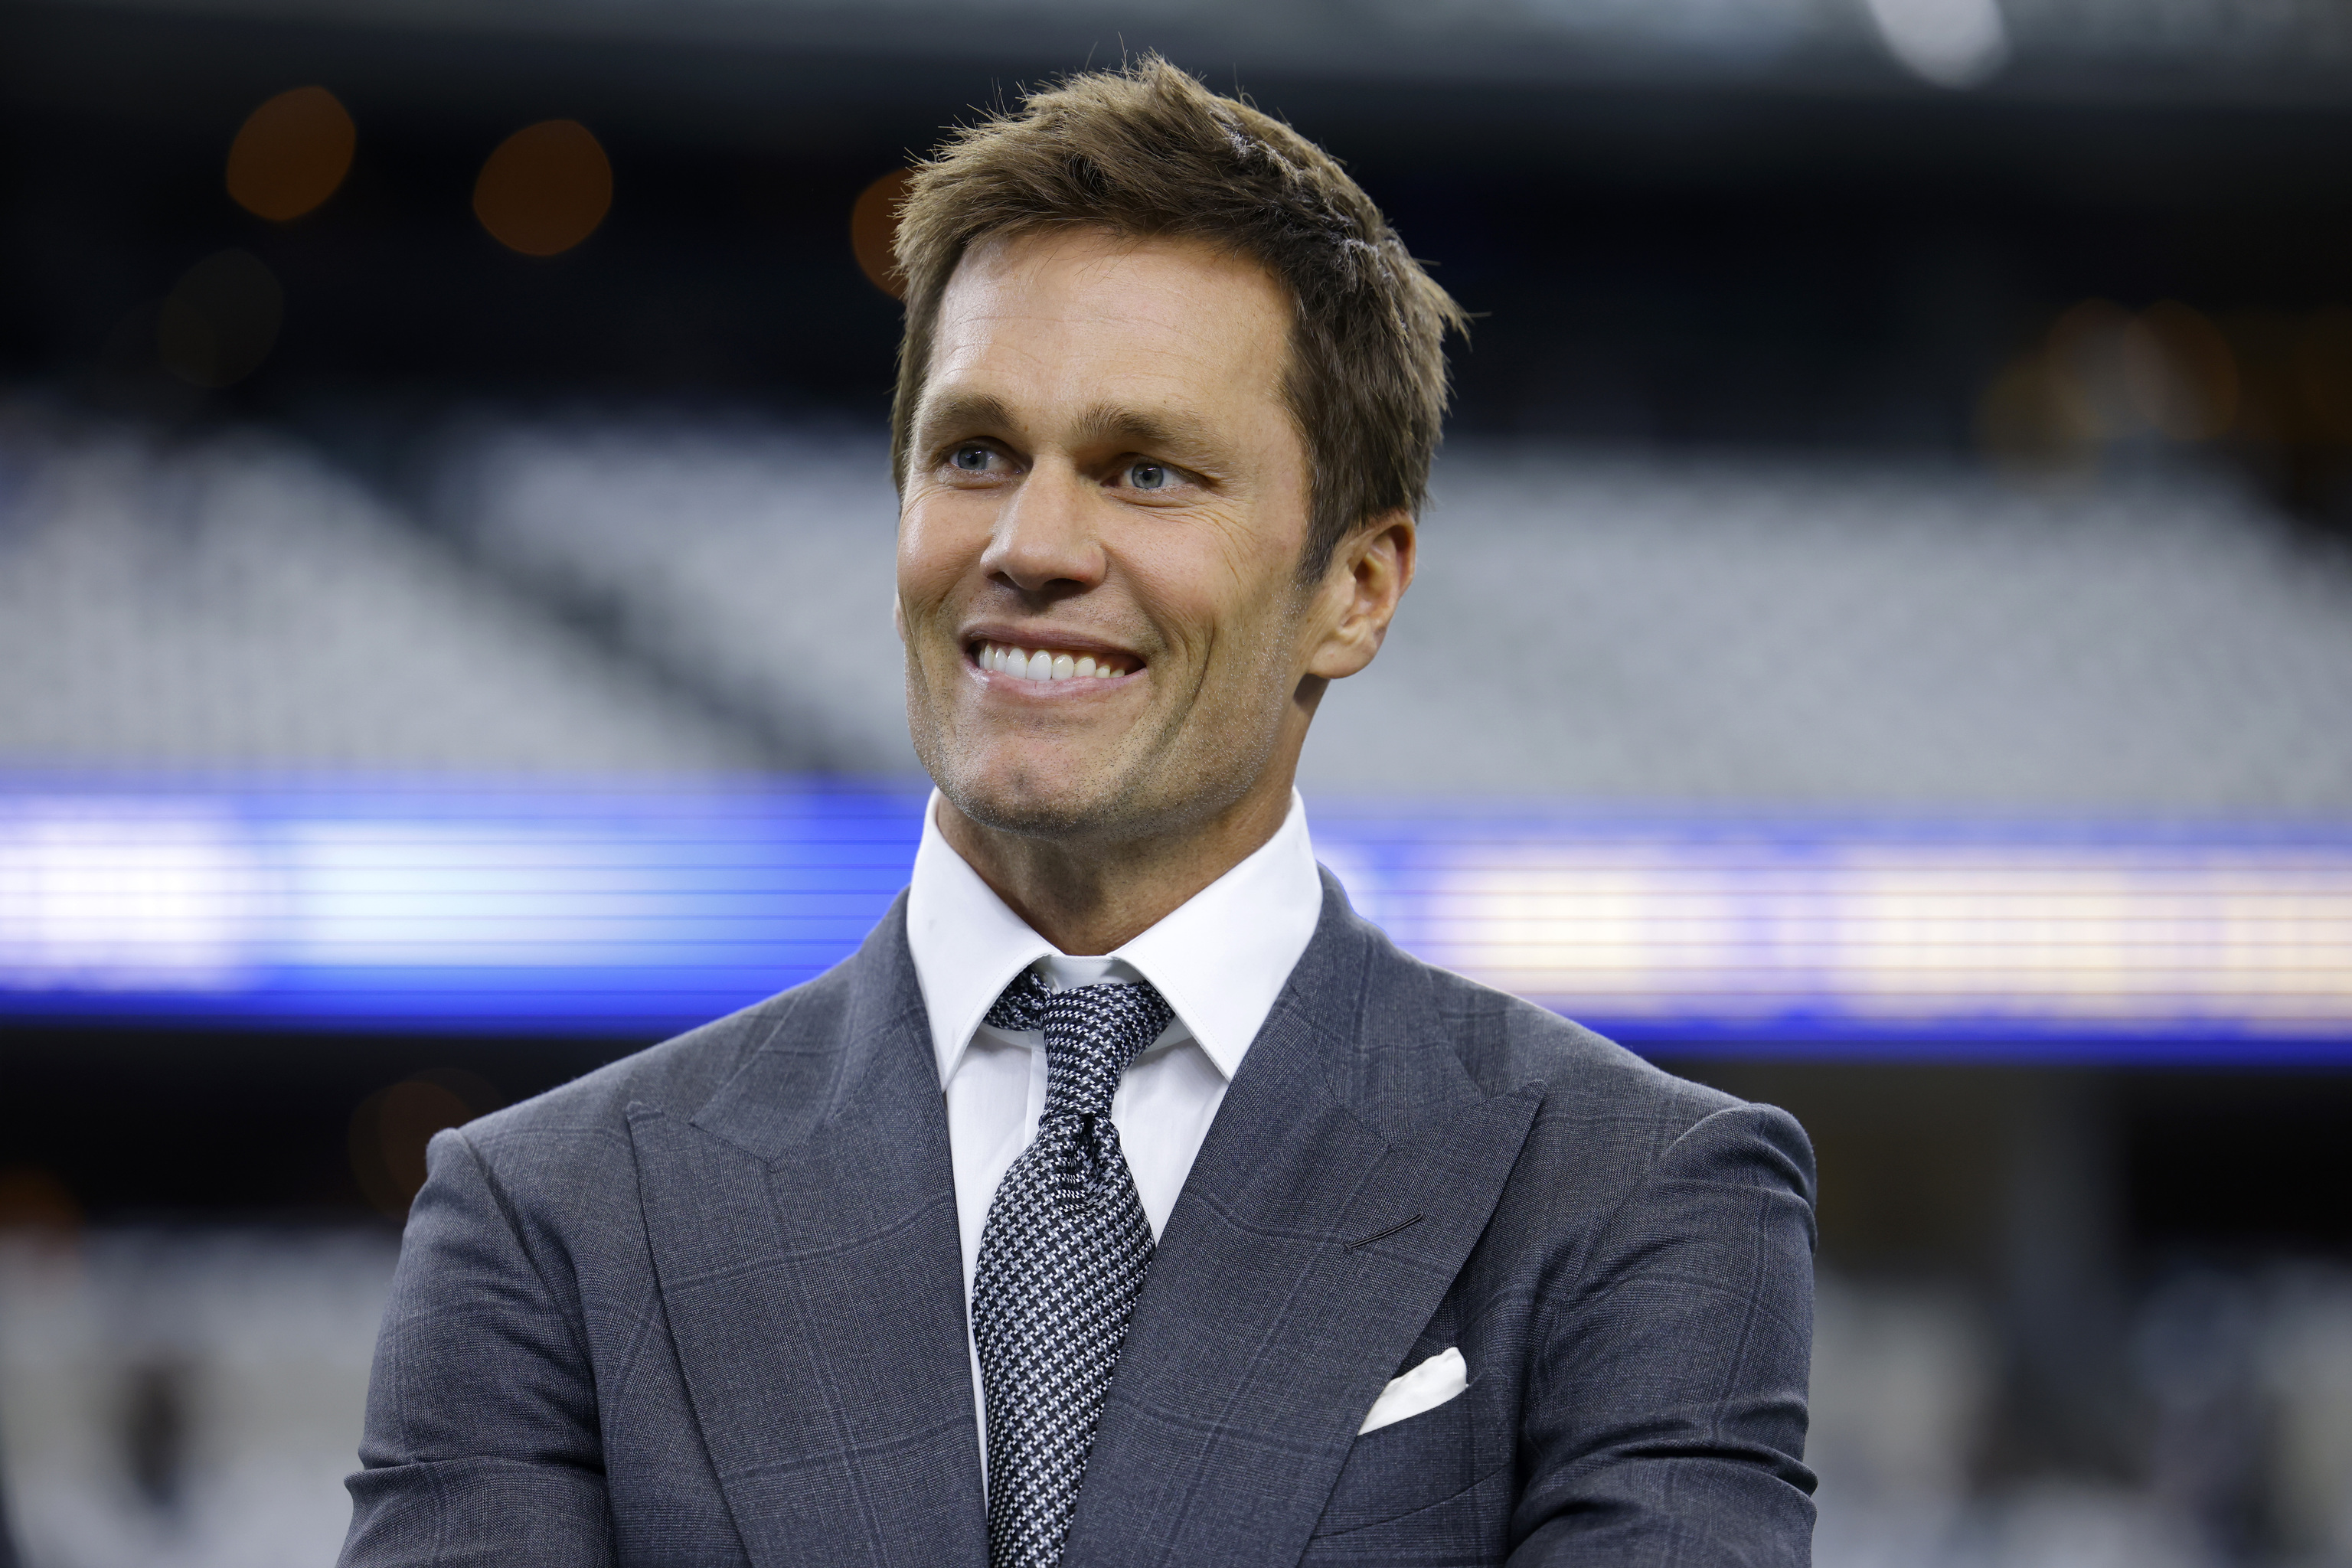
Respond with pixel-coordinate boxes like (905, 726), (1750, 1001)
(951, 446), (992, 472)
(1128, 462), (1168, 491)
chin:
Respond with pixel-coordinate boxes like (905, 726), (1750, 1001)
(939, 749), (1128, 841)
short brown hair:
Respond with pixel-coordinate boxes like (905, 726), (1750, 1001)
(890, 57), (1467, 577)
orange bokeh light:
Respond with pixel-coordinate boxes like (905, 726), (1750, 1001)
(348, 1070), (501, 1220)
(473, 119), (613, 257)
(225, 86), (355, 223)
(2124, 301), (2238, 441)
(851, 168), (913, 299)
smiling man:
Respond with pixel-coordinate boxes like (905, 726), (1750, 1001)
(342, 58), (1818, 1568)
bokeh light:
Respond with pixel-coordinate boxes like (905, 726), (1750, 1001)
(473, 119), (612, 256)
(2122, 302), (2237, 441)
(155, 248), (283, 388)
(0, 1165), (83, 1236)
(1862, 0), (2011, 90)
(224, 86), (355, 223)
(1975, 335), (2099, 473)
(2295, 305), (2352, 445)
(851, 168), (912, 299)
(1978, 298), (2243, 471)
(347, 1070), (501, 1220)
(2045, 297), (2138, 439)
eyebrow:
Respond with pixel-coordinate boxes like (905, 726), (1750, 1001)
(912, 390), (1019, 450)
(1068, 402), (1223, 459)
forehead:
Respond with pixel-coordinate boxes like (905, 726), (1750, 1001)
(921, 227), (1293, 424)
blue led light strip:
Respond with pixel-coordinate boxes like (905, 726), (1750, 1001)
(2, 778), (2347, 1061)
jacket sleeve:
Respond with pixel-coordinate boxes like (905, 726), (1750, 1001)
(340, 1128), (615, 1566)
(1510, 1102), (1818, 1566)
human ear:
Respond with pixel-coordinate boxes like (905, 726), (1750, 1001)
(1303, 511), (1415, 681)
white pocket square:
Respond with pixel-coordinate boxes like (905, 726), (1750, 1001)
(1357, 1346), (1467, 1436)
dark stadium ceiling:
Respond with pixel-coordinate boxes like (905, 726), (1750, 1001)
(7, 0), (2352, 483)
(8, 0), (2352, 111)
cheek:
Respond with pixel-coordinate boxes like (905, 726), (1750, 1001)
(1158, 573), (1308, 722)
(896, 496), (976, 619)
(1119, 509), (1279, 648)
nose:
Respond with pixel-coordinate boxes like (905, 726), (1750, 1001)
(980, 462), (1106, 595)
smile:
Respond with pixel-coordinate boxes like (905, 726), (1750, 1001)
(975, 641), (1137, 683)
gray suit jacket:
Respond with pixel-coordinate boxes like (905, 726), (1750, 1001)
(342, 873), (1816, 1566)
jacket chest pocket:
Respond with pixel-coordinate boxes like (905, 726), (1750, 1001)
(1310, 1372), (1485, 1540)
(1308, 1303), (1503, 1550)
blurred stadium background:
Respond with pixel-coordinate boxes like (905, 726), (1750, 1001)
(4, 0), (2352, 1562)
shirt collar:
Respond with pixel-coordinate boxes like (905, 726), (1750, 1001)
(904, 789), (1325, 1089)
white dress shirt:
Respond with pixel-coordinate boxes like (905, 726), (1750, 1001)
(903, 787), (1326, 1468)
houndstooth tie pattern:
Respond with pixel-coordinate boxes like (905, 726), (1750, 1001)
(972, 968), (1173, 1568)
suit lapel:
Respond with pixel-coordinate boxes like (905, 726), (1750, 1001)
(628, 902), (987, 1568)
(1064, 884), (1544, 1568)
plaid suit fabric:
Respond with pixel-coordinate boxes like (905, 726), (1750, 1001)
(341, 879), (1817, 1568)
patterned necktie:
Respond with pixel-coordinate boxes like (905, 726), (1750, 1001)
(971, 968), (1174, 1568)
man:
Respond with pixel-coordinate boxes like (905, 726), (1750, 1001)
(341, 58), (1816, 1568)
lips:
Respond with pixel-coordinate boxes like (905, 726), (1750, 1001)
(974, 639), (1135, 682)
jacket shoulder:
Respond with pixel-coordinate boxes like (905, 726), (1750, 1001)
(455, 951), (861, 1174)
(1357, 913), (1746, 1136)
(1361, 922), (1815, 1238)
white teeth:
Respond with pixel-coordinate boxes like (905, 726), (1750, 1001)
(979, 642), (1131, 680)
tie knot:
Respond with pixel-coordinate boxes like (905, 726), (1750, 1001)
(985, 969), (1174, 1120)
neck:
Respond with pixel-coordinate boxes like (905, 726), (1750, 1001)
(937, 773), (1297, 956)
